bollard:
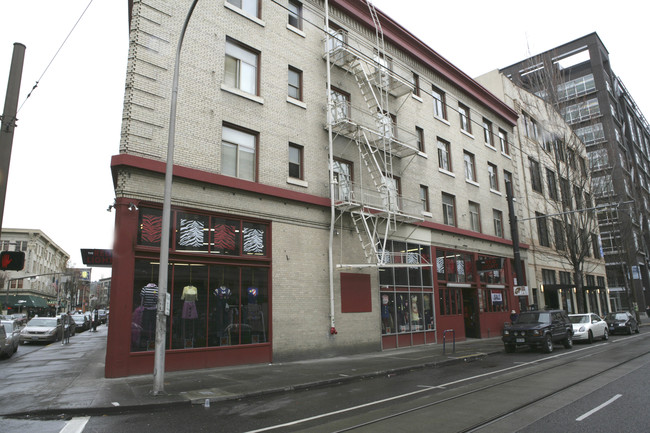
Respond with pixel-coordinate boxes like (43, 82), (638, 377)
(204, 399), (210, 408)
(442, 329), (455, 355)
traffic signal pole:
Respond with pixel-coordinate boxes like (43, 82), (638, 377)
(0, 43), (26, 233)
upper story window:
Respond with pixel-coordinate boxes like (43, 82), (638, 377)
(469, 201), (481, 232)
(420, 185), (430, 212)
(536, 212), (550, 247)
(488, 163), (498, 191)
(222, 125), (257, 181)
(288, 0), (302, 29)
(483, 118), (493, 147)
(464, 151), (476, 182)
(332, 159), (353, 201)
(438, 138), (451, 172)
(288, 143), (303, 179)
(411, 72), (420, 97)
(442, 193), (456, 226)
(493, 209), (503, 238)
(459, 103), (471, 133)
(416, 127), (425, 152)
(529, 158), (543, 193)
(227, 0), (260, 18)
(329, 87), (350, 122)
(498, 129), (509, 155)
(327, 22), (346, 51)
(546, 168), (558, 200)
(432, 86), (446, 120)
(288, 66), (302, 100)
(225, 38), (259, 95)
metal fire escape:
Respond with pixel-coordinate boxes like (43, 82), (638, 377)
(325, 1), (425, 268)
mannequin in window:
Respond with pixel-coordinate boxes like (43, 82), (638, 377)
(411, 295), (420, 330)
(181, 285), (198, 346)
(381, 294), (394, 334)
(213, 285), (231, 342)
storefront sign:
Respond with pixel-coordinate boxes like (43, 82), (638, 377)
(476, 257), (503, 272)
(514, 285), (529, 296)
(491, 291), (503, 303)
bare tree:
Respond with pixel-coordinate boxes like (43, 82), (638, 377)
(514, 55), (605, 313)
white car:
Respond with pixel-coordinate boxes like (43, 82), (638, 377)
(569, 313), (608, 343)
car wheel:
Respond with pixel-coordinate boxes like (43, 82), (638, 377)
(587, 330), (594, 344)
(602, 328), (609, 341)
(543, 334), (554, 353)
(504, 344), (516, 353)
(563, 333), (573, 349)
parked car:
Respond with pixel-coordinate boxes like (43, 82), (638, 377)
(502, 309), (573, 353)
(98, 309), (108, 324)
(19, 317), (62, 344)
(605, 311), (639, 335)
(70, 314), (90, 332)
(1, 320), (22, 358)
(569, 313), (608, 343)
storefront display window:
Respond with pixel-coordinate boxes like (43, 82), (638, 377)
(439, 287), (461, 315)
(131, 259), (269, 352)
(380, 241), (433, 337)
(481, 288), (508, 312)
(131, 207), (270, 354)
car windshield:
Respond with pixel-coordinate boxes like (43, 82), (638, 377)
(569, 315), (589, 324)
(515, 312), (551, 324)
(2, 322), (14, 332)
(27, 318), (57, 327)
(71, 316), (85, 322)
(607, 313), (628, 320)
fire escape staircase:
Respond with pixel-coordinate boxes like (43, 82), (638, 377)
(328, 1), (425, 267)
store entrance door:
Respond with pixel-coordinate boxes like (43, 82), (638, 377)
(462, 288), (480, 338)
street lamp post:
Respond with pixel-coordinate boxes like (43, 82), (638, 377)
(153, 0), (200, 396)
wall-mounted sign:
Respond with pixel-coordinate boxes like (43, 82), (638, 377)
(81, 249), (113, 267)
(476, 257), (503, 272)
(514, 285), (529, 296)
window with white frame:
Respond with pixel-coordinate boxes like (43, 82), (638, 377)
(222, 125), (256, 181)
(224, 38), (259, 95)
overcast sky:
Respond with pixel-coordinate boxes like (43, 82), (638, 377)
(1, 1), (648, 282)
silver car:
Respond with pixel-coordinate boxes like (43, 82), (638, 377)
(19, 317), (61, 344)
(569, 313), (609, 343)
(0, 320), (21, 357)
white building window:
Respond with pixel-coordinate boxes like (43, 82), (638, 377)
(225, 38), (259, 95)
(222, 125), (256, 181)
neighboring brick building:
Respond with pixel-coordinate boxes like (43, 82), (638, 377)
(107, 0), (521, 377)
(501, 33), (650, 315)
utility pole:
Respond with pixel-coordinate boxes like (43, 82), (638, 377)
(153, 0), (199, 396)
(506, 181), (524, 295)
(0, 43), (26, 233)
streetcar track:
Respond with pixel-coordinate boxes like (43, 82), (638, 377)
(328, 337), (650, 433)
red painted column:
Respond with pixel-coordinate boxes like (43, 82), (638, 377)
(105, 198), (139, 378)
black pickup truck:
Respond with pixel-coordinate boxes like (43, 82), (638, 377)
(502, 310), (573, 353)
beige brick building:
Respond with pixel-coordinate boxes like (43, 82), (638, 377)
(107, 0), (522, 377)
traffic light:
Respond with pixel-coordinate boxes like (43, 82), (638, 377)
(0, 251), (25, 271)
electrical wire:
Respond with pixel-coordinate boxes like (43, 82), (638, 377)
(17, 0), (95, 114)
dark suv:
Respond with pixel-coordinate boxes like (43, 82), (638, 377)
(502, 310), (573, 353)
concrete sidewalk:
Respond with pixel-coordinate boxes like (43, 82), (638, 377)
(1, 317), (647, 418)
